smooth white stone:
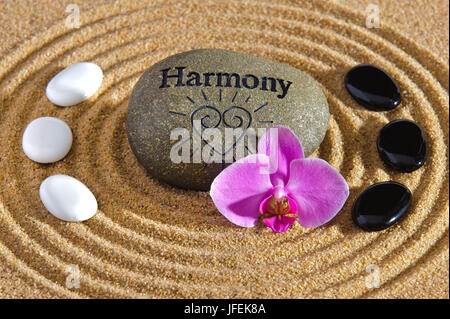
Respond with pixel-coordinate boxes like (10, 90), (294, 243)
(39, 175), (98, 222)
(22, 117), (73, 163)
(46, 62), (103, 106)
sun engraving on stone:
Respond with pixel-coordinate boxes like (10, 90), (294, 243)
(168, 88), (273, 166)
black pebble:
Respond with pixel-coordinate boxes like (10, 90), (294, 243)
(377, 120), (426, 172)
(345, 64), (401, 111)
(352, 182), (411, 231)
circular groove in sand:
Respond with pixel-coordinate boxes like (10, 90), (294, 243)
(8, 28), (444, 260)
(0, 0), (448, 297)
(1, 35), (446, 300)
(1, 11), (446, 298)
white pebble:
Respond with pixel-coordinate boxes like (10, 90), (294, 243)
(46, 62), (103, 106)
(39, 175), (98, 222)
(22, 117), (73, 163)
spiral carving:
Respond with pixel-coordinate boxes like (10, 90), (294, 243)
(190, 105), (253, 157)
(222, 106), (252, 129)
(190, 105), (222, 129)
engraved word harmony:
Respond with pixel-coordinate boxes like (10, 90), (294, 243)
(159, 67), (293, 99)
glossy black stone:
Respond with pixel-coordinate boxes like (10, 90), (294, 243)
(377, 120), (426, 172)
(352, 182), (411, 231)
(345, 64), (401, 111)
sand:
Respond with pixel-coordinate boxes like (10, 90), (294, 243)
(0, 0), (448, 298)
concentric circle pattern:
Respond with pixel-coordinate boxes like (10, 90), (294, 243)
(0, 0), (448, 298)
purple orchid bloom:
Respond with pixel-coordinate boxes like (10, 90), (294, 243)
(210, 126), (349, 232)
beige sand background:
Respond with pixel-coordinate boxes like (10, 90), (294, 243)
(0, 0), (448, 298)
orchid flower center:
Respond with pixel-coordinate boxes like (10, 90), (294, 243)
(260, 195), (297, 221)
(269, 197), (290, 216)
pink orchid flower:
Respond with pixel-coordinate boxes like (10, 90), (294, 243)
(210, 126), (349, 232)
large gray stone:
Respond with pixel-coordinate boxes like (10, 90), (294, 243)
(127, 49), (329, 190)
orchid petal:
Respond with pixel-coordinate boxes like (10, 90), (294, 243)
(258, 125), (304, 187)
(286, 158), (349, 228)
(210, 154), (273, 227)
(262, 215), (297, 233)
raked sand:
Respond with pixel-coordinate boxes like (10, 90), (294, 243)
(0, 0), (448, 298)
